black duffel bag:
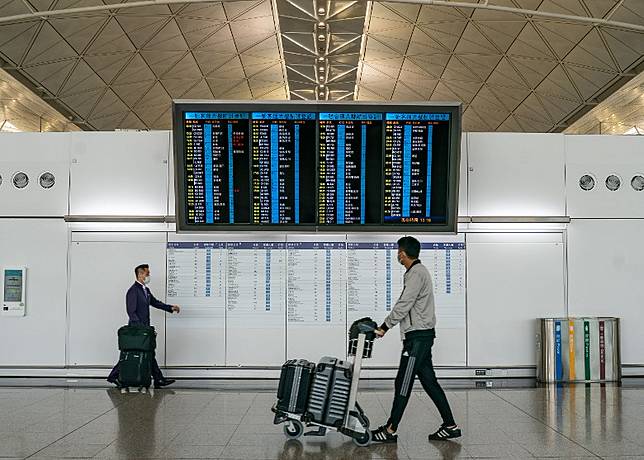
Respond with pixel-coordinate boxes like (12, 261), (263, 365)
(118, 325), (156, 352)
(349, 317), (378, 341)
(348, 317), (378, 358)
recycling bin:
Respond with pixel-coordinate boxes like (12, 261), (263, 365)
(537, 317), (621, 383)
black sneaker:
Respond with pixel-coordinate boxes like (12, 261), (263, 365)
(428, 424), (462, 441)
(371, 425), (398, 443)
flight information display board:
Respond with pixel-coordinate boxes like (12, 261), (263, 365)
(384, 113), (451, 224)
(182, 112), (249, 224)
(173, 102), (461, 232)
(318, 112), (382, 225)
(250, 112), (316, 225)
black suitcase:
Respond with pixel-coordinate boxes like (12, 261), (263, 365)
(276, 359), (315, 414)
(307, 357), (352, 427)
(118, 351), (152, 388)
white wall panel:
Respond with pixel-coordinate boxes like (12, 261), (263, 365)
(565, 135), (644, 218)
(0, 219), (67, 366)
(67, 233), (167, 366)
(568, 219), (644, 364)
(168, 137), (176, 217)
(0, 133), (70, 216)
(458, 134), (468, 217)
(467, 233), (566, 367)
(468, 133), (565, 216)
(69, 132), (170, 216)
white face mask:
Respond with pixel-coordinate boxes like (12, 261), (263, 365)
(144, 275), (151, 285)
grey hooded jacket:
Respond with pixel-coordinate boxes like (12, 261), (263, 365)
(382, 260), (436, 340)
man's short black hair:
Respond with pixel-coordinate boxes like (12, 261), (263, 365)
(135, 264), (149, 277)
(397, 236), (420, 259)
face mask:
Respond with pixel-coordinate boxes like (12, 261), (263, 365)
(144, 275), (151, 285)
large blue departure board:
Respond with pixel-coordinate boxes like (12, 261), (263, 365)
(183, 112), (249, 224)
(251, 112), (316, 225)
(318, 112), (382, 225)
(383, 113), (451, 224)
(173, 102), (461, 232)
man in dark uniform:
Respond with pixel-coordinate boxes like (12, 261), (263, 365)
(371, 236), (461, 443)
(107, 264), (180, 388)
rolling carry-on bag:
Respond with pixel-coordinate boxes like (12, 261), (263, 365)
(306, 357), (352, 427)
(118, 350), (153, 388)
(276, 359), (316, 414)
(116, 325), (156, 389)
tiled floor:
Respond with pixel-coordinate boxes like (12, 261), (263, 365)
(1, 383), (644, 459)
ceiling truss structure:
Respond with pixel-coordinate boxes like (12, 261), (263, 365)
(356, 0), (644, 132)
(565, 67), (644, 135)
(0, 0), (642, 132)
(0, 0), (288, 130)
(277, 0), (367, 101)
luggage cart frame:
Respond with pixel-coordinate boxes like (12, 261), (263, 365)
(272, 333), (372, 446)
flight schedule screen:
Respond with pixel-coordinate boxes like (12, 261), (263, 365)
(383, 113), (451, 224)
(174, 102), (460, 232)
(251, 112), (316, 225)
(183, 112), (250, 224)
(318, 112), (383, 225)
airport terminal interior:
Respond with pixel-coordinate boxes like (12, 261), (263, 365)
(1, 0), (644, 458)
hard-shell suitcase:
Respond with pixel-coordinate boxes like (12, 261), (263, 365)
(118, 325), (156, 352)
(276, 359), (316, 414)
(119, 351), (152, 388)
(306, 357), (352, 427)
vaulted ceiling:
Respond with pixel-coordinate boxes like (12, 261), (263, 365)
(0, 0), (642, 133)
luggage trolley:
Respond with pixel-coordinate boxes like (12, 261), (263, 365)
(272, 322), (376, 446)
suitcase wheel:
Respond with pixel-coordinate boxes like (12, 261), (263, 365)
(283, 420), (303, 440)
(353, 429), (371, 447)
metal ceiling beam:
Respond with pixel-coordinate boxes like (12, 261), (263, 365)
(1, 0), (643, 33)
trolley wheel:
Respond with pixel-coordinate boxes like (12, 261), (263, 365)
(353, 429), (371, 447)
(283, 420), (304, 440)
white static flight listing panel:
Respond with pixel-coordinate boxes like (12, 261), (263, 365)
(164, 235), (466, 367)
(286, 238), (347, 361)
(226, 241), (286, 366)
(166, 242), (227, 366)
(422, 242), (466, 330)
(346, 238), (405, 366)
(346, 235), (466, 367)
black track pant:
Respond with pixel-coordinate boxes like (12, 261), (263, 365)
(387, 329), (455, 432)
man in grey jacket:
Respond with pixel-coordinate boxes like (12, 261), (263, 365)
(371, 236), (461, 443)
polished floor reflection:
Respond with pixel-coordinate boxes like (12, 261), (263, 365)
(1, 383), (644, 459)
